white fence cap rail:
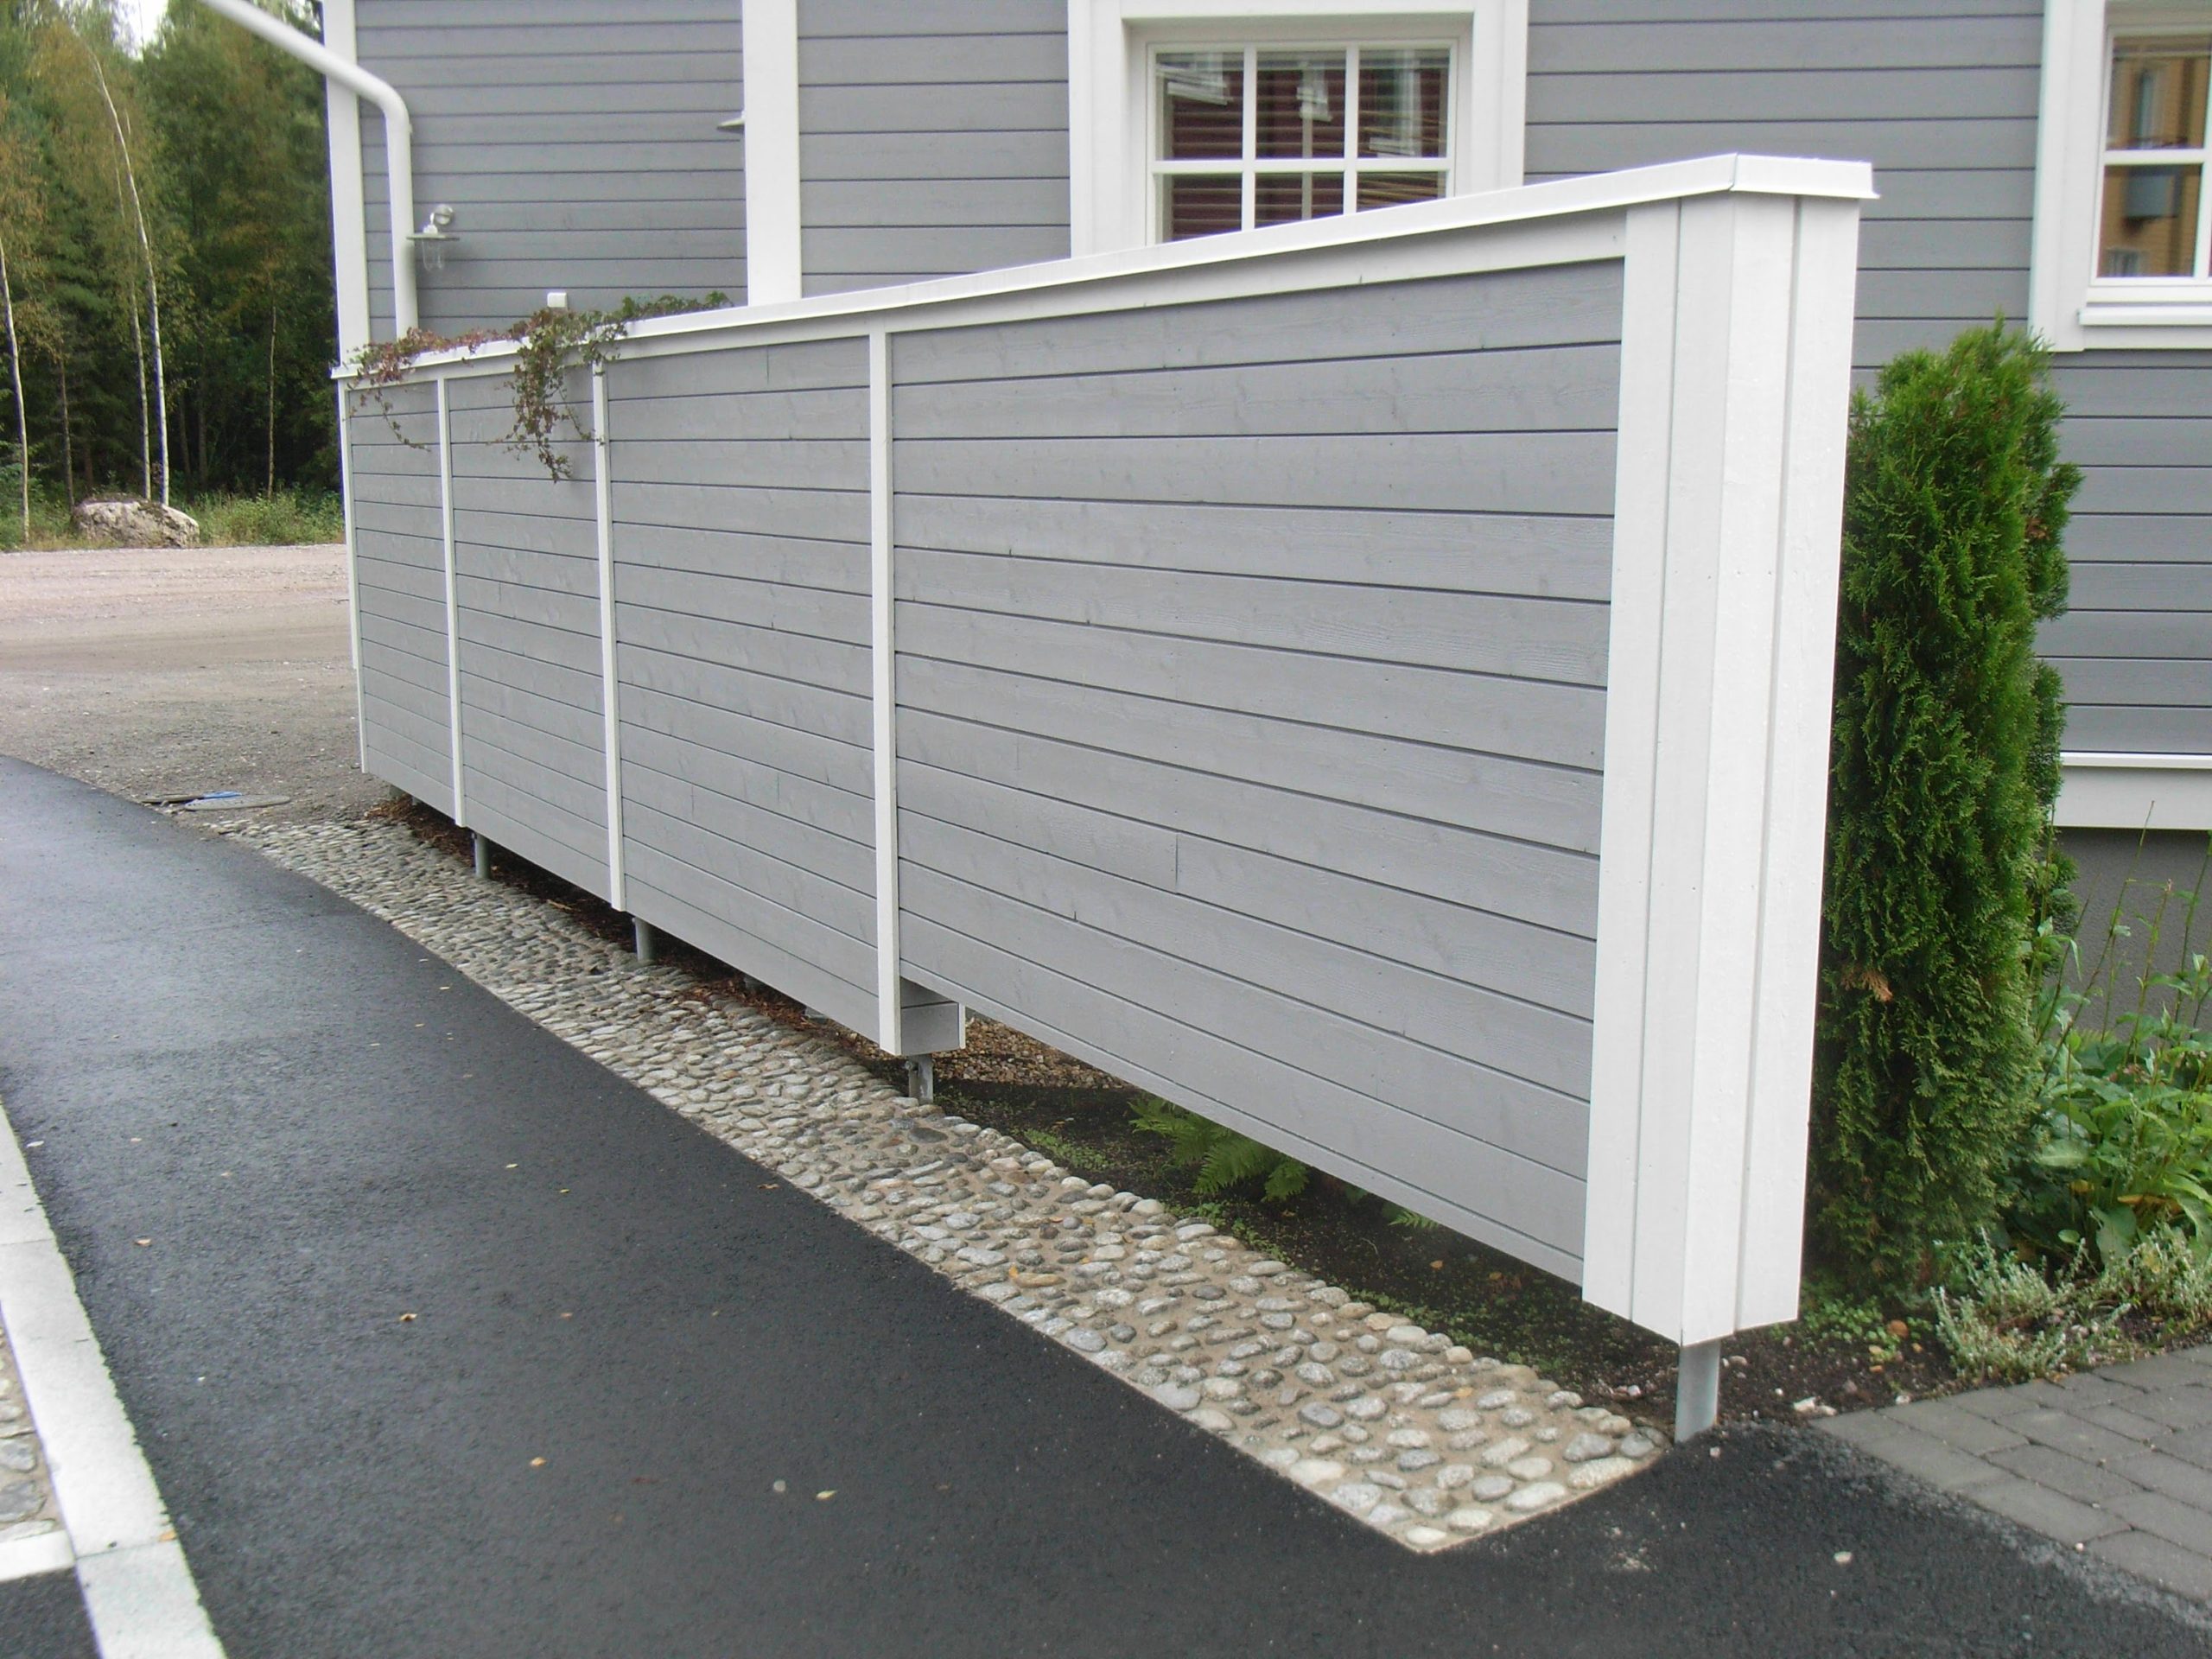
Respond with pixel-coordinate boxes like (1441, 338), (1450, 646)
(340, 154), (1874, 378)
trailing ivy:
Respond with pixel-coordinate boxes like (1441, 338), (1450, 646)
(347, 292), (730, 480)
(1812, 323), (2080, 1289)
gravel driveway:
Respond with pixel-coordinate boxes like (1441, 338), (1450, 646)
(0, 541), (383, 823)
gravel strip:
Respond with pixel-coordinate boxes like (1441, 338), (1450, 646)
(236, 816), (1664, 1549)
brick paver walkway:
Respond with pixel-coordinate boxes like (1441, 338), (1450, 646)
(1824, 1344), (2212, 1602)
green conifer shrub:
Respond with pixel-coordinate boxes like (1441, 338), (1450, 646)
(1813, 324), (2079, 1287)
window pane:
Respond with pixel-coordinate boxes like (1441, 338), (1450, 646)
(1254, 171), (1344, 226)
(1159, 51), (1244, 159)
(1163, 175), (1244, 240)
(2097, 163), (2202, 276)
(1357, 171), (1446, 212)
(1255, 51), (1347, 159)
(2107, 35), (2210, 150)
(1360, 47), (1449, 159)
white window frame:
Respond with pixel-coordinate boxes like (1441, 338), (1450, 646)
(1069, 0), (1528, 257)
(2031, 0), (2212, 349)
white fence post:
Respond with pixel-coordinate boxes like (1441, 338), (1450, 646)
(868, 327), (902, 1056)
(1581, 189), (1860, 1346)
(592, 364), (626, 914)
(435, 375), (466, 829)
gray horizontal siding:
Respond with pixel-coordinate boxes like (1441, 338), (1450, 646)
(347, 380), (452, 814)
(796, 0), (1070, 296)
(606, 338), (880, 1033)
(443, 376), (610, 899)
(355, 0), (744, 339)
(889, 263), (1622, 1275)
(1525, 0), (2212, 755)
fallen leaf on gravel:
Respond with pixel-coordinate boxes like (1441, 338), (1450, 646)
(530, 1458), (546, 1468)
(759, 1183), (779, 1191)
(133, 1237), (151, 1247)
(816, 1491), (836, 1501)
(398, 1313), (416, 1323)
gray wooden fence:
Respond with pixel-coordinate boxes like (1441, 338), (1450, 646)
(337, 156), (1869, 1345)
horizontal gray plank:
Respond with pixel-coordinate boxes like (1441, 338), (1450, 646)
(890, 264), (1624, 384)
(894, 654), (1602, 851)
(2041, 608), (2212, 660)
(1529, 15), (2037, 72)
(619, 674), (872, 798)
(801, 226), (1071, 274)
(605, 436), (869, 492)
(455, 576), (601, 651)
(612, 481), (872, 547)
(617, 640), (874, 757)
(893, 546), (1611, 685)
(359, 632), (449, 700)
(1524, 120), (2033, 174)
(621, 761), (876, 912)
(893, 705), (1599, 937)
(456, 678), (607, 785)
(454, 631), (605, 713)
(804, 178), (1072, 229)
(893, 756), (1596, 1017)
(454, 533), (600, 596)
(897, 884), (1588, 1262)
(620, 721), (874, 847)
(621, 856), (877, 1030)
(2063, 560), (2212, 613)
(2062, 419), (2212, 468)
(799, 130), (1073, 181)
(618, 563), (869, 646)
(360, 688), (449, 763)
(358, 612), (448, 671)
(460, 783), (611, 904)
(2055, 658), (2212, 707)
(622, 804), (876, 969)
(357, 652), (450, 728)
(608, 337), (869, 402)
(614, 607), (869, 698)
(608, 387), (868, 444)
(1529, 65), (2040, 120)
(888, 493), (1615, 601)
(798, 0), (1067, 36)
(2066, 515), (2212, 563)
(2060, 705), (2212, 753)
(796, 31), (1068, 85)
(891, 431), (1618, 517)
(898, 811), (1594, 1126)
(455, 607), (601, 681)
(892, 601), (1606, 770)
(612, 522), (869, 594)
(890, 342), (1623, 440)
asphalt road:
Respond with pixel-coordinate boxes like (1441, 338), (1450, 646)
(1, 755), (2204, 1658)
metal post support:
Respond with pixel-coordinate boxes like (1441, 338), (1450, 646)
(633, 918), (657, 965)
(1675, 1338), (1722, 1441)
(905, 1056), (935, 1104)
(472, 833), (490, 880)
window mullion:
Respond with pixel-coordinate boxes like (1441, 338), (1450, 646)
(1344, 45), (1362, 213)
(1241, 45), (1258, 232)
(2201, 70), (2212, 279)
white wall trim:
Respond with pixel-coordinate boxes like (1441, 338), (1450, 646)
(741, 0), (802, 303)
(435, 377), (465, 827)
(592, 366), (626, 911)
(1581, 193), (1862, 1345)
(2030, 0), (2212, 351)
(2058, 753), (2212, 830)
(353, 156), (1872, 379)
(1068, 0), (1528, 256)
(868, 328), (901, 1054)
(319, 0), (370, 358)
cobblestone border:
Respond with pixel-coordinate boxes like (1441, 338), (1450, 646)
(236, 817), (1665, 1550)
(0, 1313), (62, 1564)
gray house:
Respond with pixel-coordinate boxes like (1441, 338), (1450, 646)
(205, 0), (2209, 1362)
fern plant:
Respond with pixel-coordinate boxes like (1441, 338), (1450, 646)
(1131, 1097), (1309, 1202)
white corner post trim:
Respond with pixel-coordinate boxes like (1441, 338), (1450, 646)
(317, 0), (370, 358)
(1582, 190), (1861, 1346)
(868, 328), (902, 1055)
(335, 385), (366, 774)
(592, 365), (626, 913)
(193, 0), (417, 337)
(0, 1101), (226, 1655)
(741, 0), (802, 303)
(2029, 0), (2102, 353)
(2056, 753), (2212, 831)
(435, 378), (466, 829)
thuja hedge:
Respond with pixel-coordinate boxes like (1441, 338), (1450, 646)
(1812, 324), (2078, 1289)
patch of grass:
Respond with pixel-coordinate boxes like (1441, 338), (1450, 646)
(186, 488), (345, 546)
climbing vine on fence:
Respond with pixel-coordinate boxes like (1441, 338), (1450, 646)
(346, 293), (732, 481)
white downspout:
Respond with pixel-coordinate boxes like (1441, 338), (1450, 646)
(194, 0), (418, 339)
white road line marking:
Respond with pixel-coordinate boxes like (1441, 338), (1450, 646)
(0, 1097), (226, 1657)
